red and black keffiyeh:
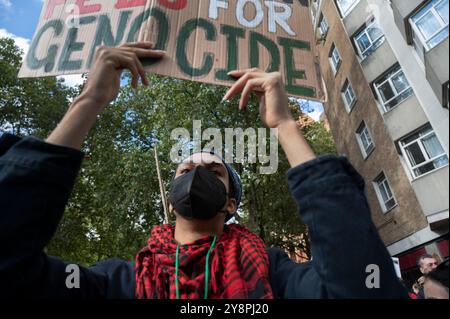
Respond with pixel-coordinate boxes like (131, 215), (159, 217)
(135, 224), (274, 299)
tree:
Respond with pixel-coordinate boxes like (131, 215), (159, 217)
(0, 37), (76, 137)
(1, 38), (337, 265)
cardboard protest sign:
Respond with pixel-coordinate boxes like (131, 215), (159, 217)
(19, 0), (324, 100)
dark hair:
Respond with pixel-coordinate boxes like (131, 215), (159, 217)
(417, 253), (435, 267)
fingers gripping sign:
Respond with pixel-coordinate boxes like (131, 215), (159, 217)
(84, 42), (166, 107)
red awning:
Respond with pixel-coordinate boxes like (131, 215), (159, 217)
(398, 247), (427, 271)
(437, 239), (449, 258)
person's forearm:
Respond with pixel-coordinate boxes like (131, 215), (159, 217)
(46, 93), (104, 150)
(277, 119), (316, 168)
(286, 156), (409, 298)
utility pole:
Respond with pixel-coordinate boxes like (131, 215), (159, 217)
(154, 145), (169, 224)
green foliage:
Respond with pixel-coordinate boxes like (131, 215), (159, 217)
(1, 38), (337, 265)
(303, 121), (337, 156)
(0, 37), (76, 137)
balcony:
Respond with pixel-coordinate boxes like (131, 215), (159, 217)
(425, 37), (449, 107)
(390, 0), (423, 43)
(391, 0), (449, 107)
(360, 40), (397, 83)
(383, 96), (428, 141)
(340, 0), (371, 36)
(410, 165), (449, 230)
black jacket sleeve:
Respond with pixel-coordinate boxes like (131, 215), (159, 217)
(268, 156), (409, 299)
(0, 134), (134, 299)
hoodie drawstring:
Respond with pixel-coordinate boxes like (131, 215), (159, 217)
(175, 236), (217, 300)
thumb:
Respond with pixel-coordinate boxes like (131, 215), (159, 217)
(259, 95), (266, 109)
(259, 96), (267, 122)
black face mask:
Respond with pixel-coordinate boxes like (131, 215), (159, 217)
(169, 166), (228, 220)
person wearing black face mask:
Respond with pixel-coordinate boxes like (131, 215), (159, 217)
(169, 164), (230, 221)
(0, 42), (409, 300)
(134, 152), (274, 299)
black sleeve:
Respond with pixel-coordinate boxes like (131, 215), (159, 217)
(269, 156), (409, 299)
(0, 133), (123, 299)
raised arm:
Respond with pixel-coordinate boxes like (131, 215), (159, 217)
(0, 43), (164, 298)
(47, 43), (165, 150)
(225, 70), (408, 298)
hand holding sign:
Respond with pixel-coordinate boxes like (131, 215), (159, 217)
(224, 69), (292, 129)
(82, 42), (165, 108)
(46, 41), (165, 150)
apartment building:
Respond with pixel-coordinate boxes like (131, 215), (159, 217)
(309, 0), (449, 283)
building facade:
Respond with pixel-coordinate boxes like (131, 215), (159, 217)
(309, 0), (449, 282)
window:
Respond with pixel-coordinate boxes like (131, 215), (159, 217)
(336, 0), (360, 17)
(410, 0), (449, 51)
(356, 122), (375, 158)
(400, 125), (449, 178)
(329, 44), (341, 74)
(354, 23), (385, 58)
(319, 14), (329, 35)
(374, 65), (414, 111)
(374, 173), (397, 213)
(311, 0), (322, 24)
(341, 80), (357, 111)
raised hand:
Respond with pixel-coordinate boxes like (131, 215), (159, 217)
(82, 42), (165, 108)
(223, 69), (293, 129)
(46, 42), (165, 150)
(224, 68), (316, 167)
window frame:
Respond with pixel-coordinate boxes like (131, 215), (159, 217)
(329, 43), (342, 75)
(399, 125), (449, 179)
(356, 121), (375, 158)
(373, 173), (397, 213)
(311, 0), (322, 25)
(374, 66), (414, 112)
(319, 14), (329, 35)
(341, 79), (357, 111)
(353, 22), (385, 59)
(409, 0), (449, 51)
(336, 0), (361, 18)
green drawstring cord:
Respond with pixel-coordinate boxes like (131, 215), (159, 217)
(175, 235), (217, 300)
(175, 244), (180, 300)
(204, 236), (217, 299)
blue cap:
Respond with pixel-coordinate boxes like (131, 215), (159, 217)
(222, 159), (242, 219)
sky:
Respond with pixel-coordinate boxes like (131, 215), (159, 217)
(0, 0), (324, 120)
(0, 0), (85, 86)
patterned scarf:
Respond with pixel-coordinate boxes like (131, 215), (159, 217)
(135, 224), (274, 299)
